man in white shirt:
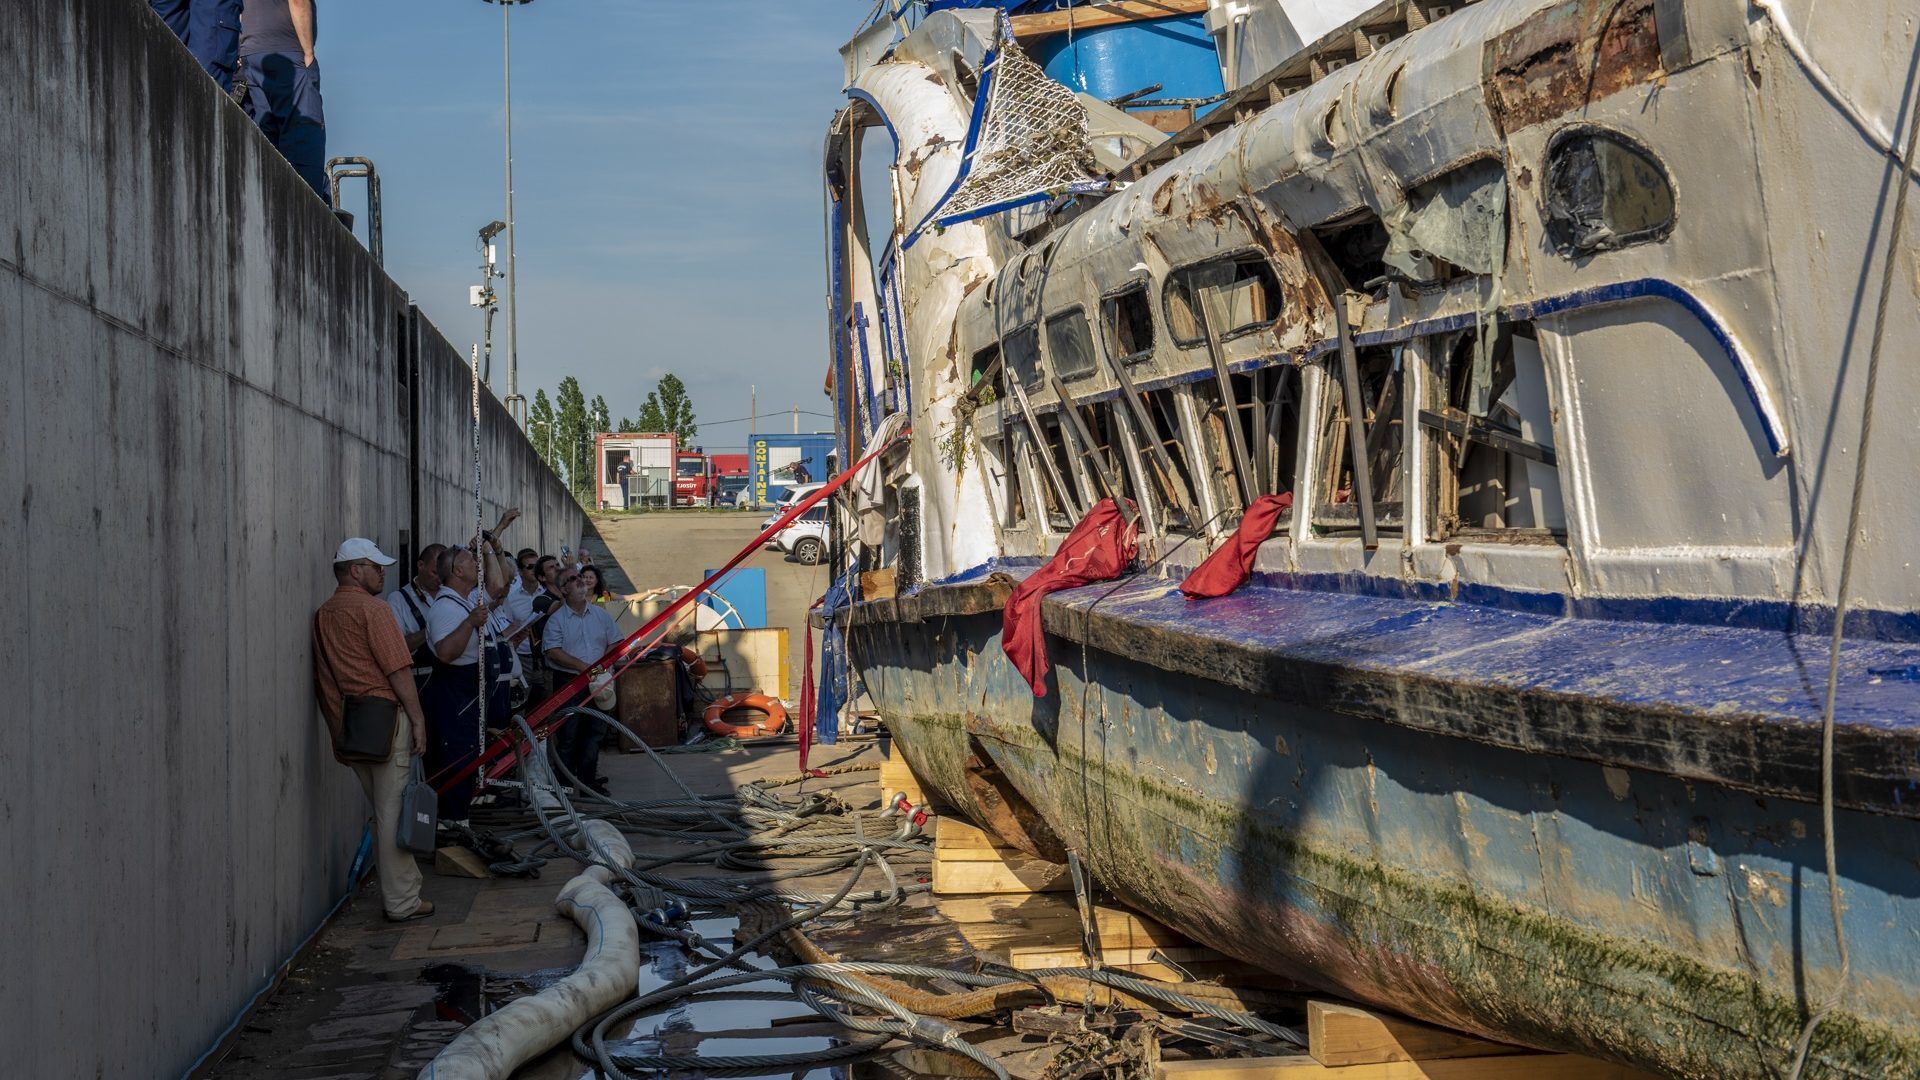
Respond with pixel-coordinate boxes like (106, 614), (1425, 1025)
(502, 547), (548, 707)
(421, 511), (519, 823)
(544, 568), (625, 794)
(386, 542), (445, 692)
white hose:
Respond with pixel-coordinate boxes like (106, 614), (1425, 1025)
(417, 819), (639, 1079)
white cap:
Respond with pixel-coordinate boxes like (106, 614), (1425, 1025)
(334, 537), (397, 566)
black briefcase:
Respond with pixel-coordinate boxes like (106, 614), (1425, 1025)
(336, 695), (399, 763)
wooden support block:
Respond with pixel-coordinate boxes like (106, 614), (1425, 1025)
(1009, 943), (1221, 970)
(878, 752), (927, 806)
(859, 567), (898, 601)
(932, 856), (1070, 895)
(1308, 1001), (1523, 1067)
(434, 846), (491, 878)
(934, 817), (1004, 851)
(1159, 1052), (1657, 1079)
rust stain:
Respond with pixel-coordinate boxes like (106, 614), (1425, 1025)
(1483, 0), (1665, 134)
(1151, 175), (1178, 217)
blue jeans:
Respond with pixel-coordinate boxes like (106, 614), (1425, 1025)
(240, 51), (329, 204)
(150, 0), (241, 92)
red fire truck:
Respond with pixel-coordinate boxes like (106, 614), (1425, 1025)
(673, 449), (711, 507)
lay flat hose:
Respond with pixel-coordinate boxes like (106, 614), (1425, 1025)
(427, 704), (1304, 1078)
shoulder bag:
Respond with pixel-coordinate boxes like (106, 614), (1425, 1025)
(313, 612), (399, 763)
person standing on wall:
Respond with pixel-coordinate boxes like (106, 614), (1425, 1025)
(149, 0), (243, 92)
(312, 538), (433, 922)
(386, 542), (446, 695)
(423, 511), (519, 826)
(238, 0), (329, 204)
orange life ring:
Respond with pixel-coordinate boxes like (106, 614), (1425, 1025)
(680, 645), (709, 679)
(703, 692), (788, 738)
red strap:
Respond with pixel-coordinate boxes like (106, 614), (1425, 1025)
(432, 432), (904, 792)
(798, 598), (826, 778)
(1000, 498), (1138, 698)
(1179, 492), (1292, 600)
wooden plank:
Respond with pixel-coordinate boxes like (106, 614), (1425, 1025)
(1011, 0), (1208, 37)
(935, 817), (1005, 850)
(932, 856), (1071, 895)
(1009, 943), (1220, 970)
(434, 846), (491, 879)
(1308, 1001), (1524, 1067)
(878, 753), (926, 805)
(1159, 1051), (1658, 1079)
(859, 566), (897, 601)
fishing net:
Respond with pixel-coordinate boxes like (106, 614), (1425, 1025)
(931, 17), (1108, 229)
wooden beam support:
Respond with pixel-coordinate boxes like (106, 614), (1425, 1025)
(1307, 1001), (1523, 1067)
(1011, 0), (1209, 38)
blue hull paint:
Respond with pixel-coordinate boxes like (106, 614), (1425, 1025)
(849, 600), (1920, 1078)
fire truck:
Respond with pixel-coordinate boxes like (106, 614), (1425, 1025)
(673, 449), (711, 507)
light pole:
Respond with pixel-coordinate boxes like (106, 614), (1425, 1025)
(528, 419), (552, 464)
(483, 0), (532, 427)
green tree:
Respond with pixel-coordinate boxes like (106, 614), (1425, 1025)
(635, 373), (697, 442)
(554, 376), (592, 505)
(529, 388), (559, 475)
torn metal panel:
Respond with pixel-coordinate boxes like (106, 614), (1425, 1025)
(1483, 0), (1669, 134)
(1381, 156), (1508, 280)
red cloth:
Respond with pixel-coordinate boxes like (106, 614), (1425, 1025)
(1180, 493), (1292, 600)
(1002, 498), (1138, 697)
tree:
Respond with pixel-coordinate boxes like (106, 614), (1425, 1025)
(635, 373), (697, 442)
(554, 376), (592, 505)
(529, 388), (559, 474)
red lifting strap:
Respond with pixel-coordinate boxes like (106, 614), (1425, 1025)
(1001, 497), (1137, 698)
(1179, 492), (1292, 600)
(432, 432), (904, 793)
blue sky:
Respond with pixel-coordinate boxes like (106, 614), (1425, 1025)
(323, 1), (862, 450)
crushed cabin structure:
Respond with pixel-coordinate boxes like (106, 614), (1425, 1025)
(817, 0), (1920, 1076)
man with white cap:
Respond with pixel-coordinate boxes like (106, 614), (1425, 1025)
(312, 537), (433, 922)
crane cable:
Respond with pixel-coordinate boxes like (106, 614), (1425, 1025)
(1784, 37), (1920, 1080)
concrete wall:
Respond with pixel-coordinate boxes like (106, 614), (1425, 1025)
(0, 1), (587, 1075)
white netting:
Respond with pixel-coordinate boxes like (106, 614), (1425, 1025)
(933, 18), (1105, 227)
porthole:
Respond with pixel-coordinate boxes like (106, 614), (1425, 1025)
(1543, 126), (1674, 255)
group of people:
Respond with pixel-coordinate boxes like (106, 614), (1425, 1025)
(151, 0), (332, 205)
(310, 509), (625, 922)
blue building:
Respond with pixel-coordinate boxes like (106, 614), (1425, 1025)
(749, 432), (835, 507)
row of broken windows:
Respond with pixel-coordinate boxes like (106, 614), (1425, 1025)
(975, 317), (1565, 548)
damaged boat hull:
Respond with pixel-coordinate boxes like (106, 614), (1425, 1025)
(852, 601), (1920, 1080)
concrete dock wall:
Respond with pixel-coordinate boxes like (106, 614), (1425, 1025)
(0, 1), (586, 1075)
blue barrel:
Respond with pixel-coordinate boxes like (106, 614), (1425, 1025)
(1028, 13), (1223, 111)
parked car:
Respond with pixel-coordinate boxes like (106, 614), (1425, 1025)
(761, 482), (827, 544)
(773, 505), (828, 565)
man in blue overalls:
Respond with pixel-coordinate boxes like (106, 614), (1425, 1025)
(238, 0), (330, 204)
(149, 0), (243, 92)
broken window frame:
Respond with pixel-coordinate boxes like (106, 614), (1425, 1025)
(1542, 124), (1676, 256)
(1311, 344), (1408, 535)
(1162, 250), (1284, 349)
(1043, 306), (1101, 382)
(1418, 325), (1567, 544)
(1002, 323), (1045, 389)
(1100, 280), (1156, 365)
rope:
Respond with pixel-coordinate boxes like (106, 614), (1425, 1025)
(1784, 34), (1920, 1080)
(469, 343), (486, 796)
